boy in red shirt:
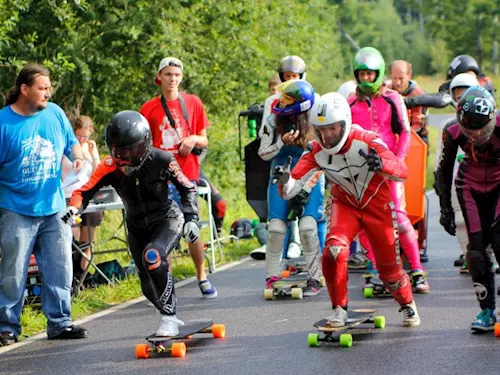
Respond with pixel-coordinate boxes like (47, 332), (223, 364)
(140, 57), (217, 298)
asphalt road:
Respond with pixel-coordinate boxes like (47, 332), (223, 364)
(2, 114), (498, 375)
(427, 113), (454, 129)
(2, 190), (500, 375)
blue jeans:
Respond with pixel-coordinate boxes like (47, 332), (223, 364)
(0, 208), (73, 338)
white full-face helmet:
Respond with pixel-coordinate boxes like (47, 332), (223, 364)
(311, 92), (352, 155)
(449, 73), (479, 104)
(337, 80), (357, 100)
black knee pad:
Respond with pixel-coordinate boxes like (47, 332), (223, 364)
(466, 249), (488, 279)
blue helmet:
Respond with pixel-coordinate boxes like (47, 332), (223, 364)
(273, 80), (315, 117)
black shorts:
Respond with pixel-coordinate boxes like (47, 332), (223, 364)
(80, 211), (104, 227)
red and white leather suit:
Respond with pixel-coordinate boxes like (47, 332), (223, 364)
(283, 126), (413, 308)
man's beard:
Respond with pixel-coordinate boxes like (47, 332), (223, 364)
(36, 102), (48, 111)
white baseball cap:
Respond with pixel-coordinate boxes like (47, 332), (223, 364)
(155, 57), (183, 85)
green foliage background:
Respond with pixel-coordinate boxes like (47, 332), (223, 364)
(1, 0), (498, 224)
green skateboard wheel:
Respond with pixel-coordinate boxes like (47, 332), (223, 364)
(374, 315), (386, 328)
(307, 333), (320, 347)
(339, 333), (353, 348)
(364, 287), (374, 298)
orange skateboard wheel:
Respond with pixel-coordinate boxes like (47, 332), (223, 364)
(135, 343), (150, 359)
(211, 324), (226, 338)
(281, 270), (291, 278)
(171, 342), (186, 357)
(494, 323), (500, 337)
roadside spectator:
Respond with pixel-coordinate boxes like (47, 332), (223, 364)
(388, 60), (429, 144)
(0, 63), (88, 346)
(140, 57), (217, 299)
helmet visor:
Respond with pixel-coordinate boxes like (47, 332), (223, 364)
(314, 121), (346, 150)
(111, 139), (149, 166)
(459, 117), (495, 145)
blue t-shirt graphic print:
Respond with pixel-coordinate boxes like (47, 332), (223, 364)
(0, 102), (77, 216)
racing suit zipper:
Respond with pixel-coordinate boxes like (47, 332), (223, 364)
(365, 98), (373, 131)
(343, 155), (361, 206)
(134, 176), (146, 220)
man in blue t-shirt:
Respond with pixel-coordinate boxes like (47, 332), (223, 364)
(0, 64), (88, 346)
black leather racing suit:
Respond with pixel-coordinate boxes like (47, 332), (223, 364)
(70, 148), (198, 315)
(435, 116), (500, 309)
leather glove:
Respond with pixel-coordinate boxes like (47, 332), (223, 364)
(439, 207), (456, 236)
(183, 221), (200, 243)
(287, 190), (309, 221)
(61, 206), (80, 225)
(272, 156), (293, 184)
(359, 148), (382, 172)
(405, 92), (453, 109)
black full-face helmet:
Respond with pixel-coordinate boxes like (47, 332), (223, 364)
(447, 54), (480, 80)
(456, 86), (496, 145)
(105, 110), (152, 173)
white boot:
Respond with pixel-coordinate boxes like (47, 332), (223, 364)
(155, 315), (185, 337)
(399, 300), (420, 328)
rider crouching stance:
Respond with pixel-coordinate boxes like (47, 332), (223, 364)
(435, 86), (500, 331)
(274, 93), (420, 327)
(69, 111), (199, 337)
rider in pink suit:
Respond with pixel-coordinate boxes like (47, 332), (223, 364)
(348, 47), (430, 294)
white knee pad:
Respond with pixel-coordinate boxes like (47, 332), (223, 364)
(266, 219), (287, 278)
(299, 216), (321, 281)
(298, 216), (319, 253)
(269, 219), (287, 234)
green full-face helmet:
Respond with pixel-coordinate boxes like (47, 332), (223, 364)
(353, 47), (385, 95)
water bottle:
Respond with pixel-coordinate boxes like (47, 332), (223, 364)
(248, 119), (257, 139)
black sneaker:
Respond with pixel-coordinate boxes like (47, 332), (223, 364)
(347, 253), (368, 270)
(303, 279), (321, 297)
(454, 254), (465, 267)
(0, 331), (17, 346)
(48, 325), (88, 340)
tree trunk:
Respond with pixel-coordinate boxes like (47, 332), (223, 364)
(476, 17), (484, 69)
(339, 22), (360, 51)
(493, 14), (499, 75)
(418, 0), (424, 34)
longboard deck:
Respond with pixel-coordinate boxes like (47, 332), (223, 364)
(313, 309), (376, 332)
(273, 274), (309, 289)
(146, 321), (213, 343)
